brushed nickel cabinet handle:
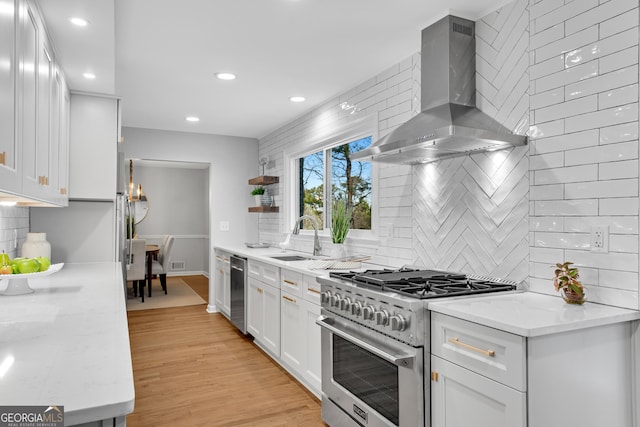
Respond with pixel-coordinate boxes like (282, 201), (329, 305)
(448, 337), (495, 357)
(282, 295), (297, 303)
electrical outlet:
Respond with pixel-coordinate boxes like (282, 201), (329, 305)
(219, 221), (230, 232)
(590, 225), (609, 253)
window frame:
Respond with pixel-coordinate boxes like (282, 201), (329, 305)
(283, 115), (379, 242)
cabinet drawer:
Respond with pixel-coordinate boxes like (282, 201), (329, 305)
(431, 312), (526, 391)
(248, 260), (281, 288)
(281, 269), (303, 297)
(303, 275), (321, 305)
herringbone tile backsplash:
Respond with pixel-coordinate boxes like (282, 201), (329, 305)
(413, 0), (530, 284)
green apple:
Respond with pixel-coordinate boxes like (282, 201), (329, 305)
(35, 257), (50, 272)
(16, 258), (40, 274)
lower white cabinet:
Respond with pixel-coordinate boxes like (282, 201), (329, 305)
(302, 299), (321, 394)
(281, 290), (305, 372)
(247, 276), (280, 357)
(431, 355), (526, 427)
(213, 251), (230, 317)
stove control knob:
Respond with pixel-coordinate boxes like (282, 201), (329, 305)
(350, 301), (363, 316)
(320, 291), (332, 304)
(390, 314), (407, 331)
(375, 309), (390, 326)
(362, 305), (375, 320)
(340, 297), (352, 311)
(331, 294), (342, 307)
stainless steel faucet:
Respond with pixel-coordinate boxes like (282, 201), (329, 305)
(292, 215), (321, 256)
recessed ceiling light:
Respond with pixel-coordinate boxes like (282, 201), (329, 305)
(82, 73), (96, 80)
(289, 96), (305, 103)
(69, 17), (88, 27)
(185, 116), (200, 122)
(216, 72), (236, 80)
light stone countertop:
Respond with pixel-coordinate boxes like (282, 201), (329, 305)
(428, 291), (640, 337)
(0, 262), (134, 426)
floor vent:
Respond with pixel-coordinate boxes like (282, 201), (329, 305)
(171, 261), (186, 270)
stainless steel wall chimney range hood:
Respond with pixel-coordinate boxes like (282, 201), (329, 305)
(352, 15), (527, 164)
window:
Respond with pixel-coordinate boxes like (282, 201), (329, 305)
(297, 136), (372, 233)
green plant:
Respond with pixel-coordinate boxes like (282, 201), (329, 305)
(331, 199), (352, 244)
(251, 186), (265, 196)
(553, 262), (586, 304)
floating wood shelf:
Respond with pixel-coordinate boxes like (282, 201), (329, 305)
(248, 175), (279, 185)
(248, 206), (279, 213)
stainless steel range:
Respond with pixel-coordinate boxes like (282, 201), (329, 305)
(316, 267), (516, 427)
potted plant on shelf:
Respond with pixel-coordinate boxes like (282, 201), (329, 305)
(251, 186), (265, 206)
(330, 199), (352, 258)
(553, 261), (586, 305)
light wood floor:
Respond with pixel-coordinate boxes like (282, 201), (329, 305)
(126, 275), (325, 426)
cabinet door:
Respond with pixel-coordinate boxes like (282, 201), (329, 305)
(19, 0), (38, 195)
(280, 290), (304, 374)
(246, 277), (263, 338)
(222, 266), (231, 315)
(69, 94), (117, 199)
(431, 355), (526, 427)
(47, 65), (61, 204)
(261, 283), (280, 357)
(303, 299), (321, 396)
(56, 77), (70, 204)
(0, 0), (20, 193)
(214, 264), (225, 313)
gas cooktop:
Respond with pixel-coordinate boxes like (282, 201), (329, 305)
(329, 267), (516, 299)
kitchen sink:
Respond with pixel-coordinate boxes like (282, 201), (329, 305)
(269, 255), (310, 262)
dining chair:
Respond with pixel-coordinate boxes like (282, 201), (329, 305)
(149, 235), (174, 296)
(126, 239), (146, 302)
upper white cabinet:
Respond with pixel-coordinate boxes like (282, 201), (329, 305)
(68, 94), (119, 200)
(0, 0), (20, 192)
(0, 0), (70, 206)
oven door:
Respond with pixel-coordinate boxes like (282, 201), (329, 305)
(317, 313), (424, 427)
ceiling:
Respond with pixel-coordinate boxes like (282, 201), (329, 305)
(37, 0), (510, 140)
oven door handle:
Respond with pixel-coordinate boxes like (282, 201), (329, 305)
(316, 315), (414, 368)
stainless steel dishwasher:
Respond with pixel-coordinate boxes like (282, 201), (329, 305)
(229, 255), (248, 334)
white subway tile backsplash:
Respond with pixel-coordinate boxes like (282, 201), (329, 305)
(535, 26), (598, 63)
(531, 129), (598, 154)
(564, 178), (638, 199)
(530, 87), (564, 109)
(535, 94), (597, 123)
(535, 199), (598, 216)
(600, 7), (639, 38)
(564, 215), (638, 234)
(565, 103), (638, 133)
(599, 197), (639, 216)
(610, 234), (639, 253)
(529, 119), (566, 140)
(535, 60), (598, 94)
(530, 151), (564, 170)
(565, 66), (638, 101)
(530, 183), (564, 200)
(534, 0), (598, 32)
(599, 84), (638, 110)
(530, 24), (564, 49)
(600, 121), (639, 144)
(531, 216), (564, 231)
(565, 141), (638, 166)
(599, 159), (639, 180)
(534, 164), (597, 184)
(565, 0), (637, 35)
(599, 269), (639, 291)
(534, 231), (590, 249)
(566, 248), (638, 271)
(599, 45), (639, 75)
(530, 246), (565, 263)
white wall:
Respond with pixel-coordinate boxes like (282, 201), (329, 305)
(121, 126), (260, 280)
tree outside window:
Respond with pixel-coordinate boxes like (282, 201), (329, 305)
(298, 136), (372, 231)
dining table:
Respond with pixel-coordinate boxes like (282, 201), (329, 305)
(145, 244), (159, 297)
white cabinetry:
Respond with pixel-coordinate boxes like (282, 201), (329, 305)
(69, 94), (118, 200)
(0, 0), (69, 206)
(279, 268), (322, 397)
(431, 311), (635, 427)
(214, 251), (230, 317)
(247, 260), (280, 357)
(0, 0), (20, 193)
